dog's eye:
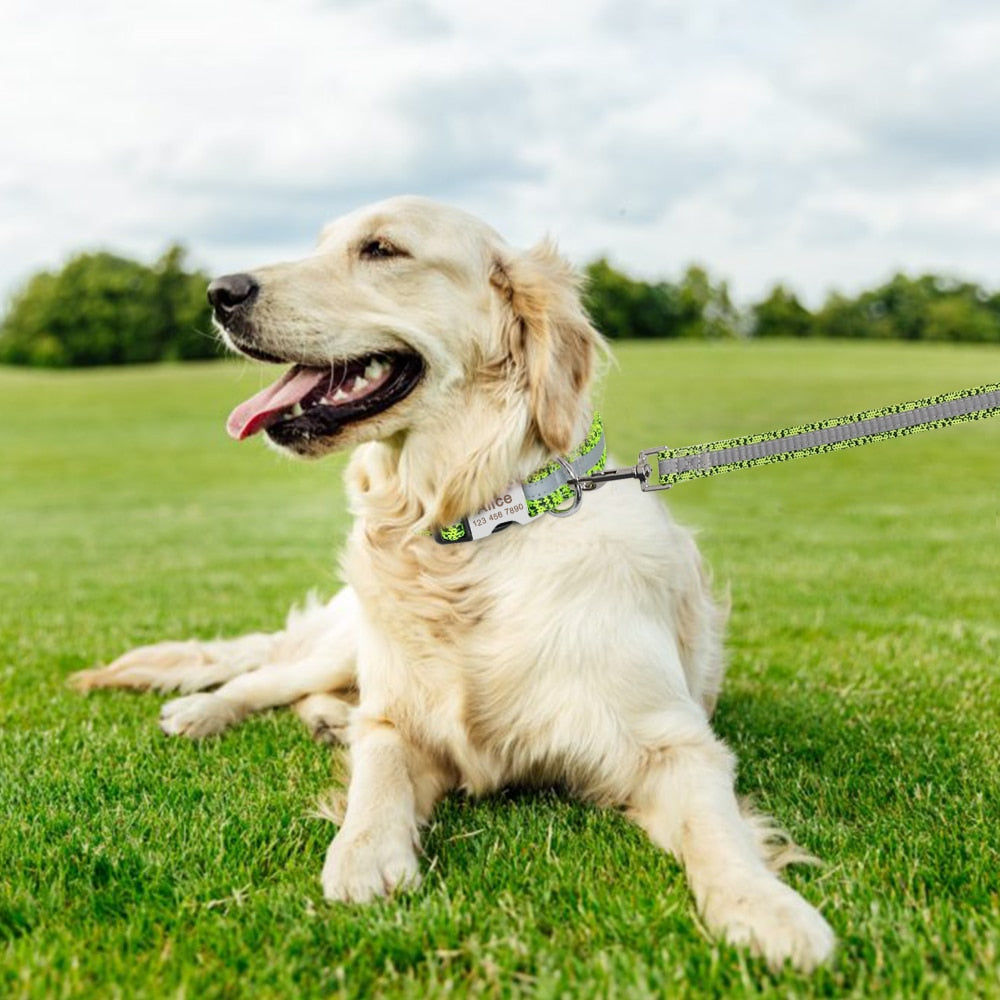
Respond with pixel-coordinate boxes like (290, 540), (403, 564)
(359, 238), (404, 260)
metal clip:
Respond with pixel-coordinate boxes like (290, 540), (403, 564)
(546, 449), (670, 519)
(575, 465), (645, 489)
(574, 450), (670, 492)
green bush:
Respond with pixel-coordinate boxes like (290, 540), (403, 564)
(0, 245), (218, 367)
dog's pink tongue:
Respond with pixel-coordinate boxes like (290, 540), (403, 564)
(226, 366), (328, 440)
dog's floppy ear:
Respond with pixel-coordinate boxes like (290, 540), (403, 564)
(491, 240), (604, 456)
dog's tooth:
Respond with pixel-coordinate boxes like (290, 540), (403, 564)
(352, 375), (370, 392)
(332, 388), (349, 402)
(364, 359), (386, 381)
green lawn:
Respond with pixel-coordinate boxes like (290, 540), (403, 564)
(1, 340), (998, 999)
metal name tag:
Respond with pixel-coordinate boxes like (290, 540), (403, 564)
(466, 482), (532, 540)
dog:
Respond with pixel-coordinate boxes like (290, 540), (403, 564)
(73, 196), (835, 971)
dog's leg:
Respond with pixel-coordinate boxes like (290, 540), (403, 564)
(70, 632), (280, 695)
(158, 588), (360, 738)
(71, 587), (358, 697)
(158, 652), (356, 738)
(320, 717), (450, 903)
(628, 710), (835, 973)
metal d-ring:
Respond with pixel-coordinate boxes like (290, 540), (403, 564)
(546, 457), (584, 517)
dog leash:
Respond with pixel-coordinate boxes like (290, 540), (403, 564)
(433, 383), (1000, 543)
(583, 381), (1000, 499)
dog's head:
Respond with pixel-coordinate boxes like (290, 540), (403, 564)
(212, 196), (605, 518)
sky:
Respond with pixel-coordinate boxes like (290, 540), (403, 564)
(2, 0), (999, 307)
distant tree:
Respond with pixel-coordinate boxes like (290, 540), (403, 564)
(751, 284), (814, 338)
(812, 273), (1000, 343)
(676, 265), (739, 339)
(583, 258), (740, 340)
(583, 258), (677, 339)
(152, 245), (221, 360)
(0, 246), (218, 367)
(813, 292), (866, 340)
(924, 295), (1000, 342)
(580, 258), (636, 340)
(860, 274), (936, 340)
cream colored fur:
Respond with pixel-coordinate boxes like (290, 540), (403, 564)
(73, 196), (834, 972)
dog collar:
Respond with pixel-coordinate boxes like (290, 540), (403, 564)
(432, 413), (607, 544)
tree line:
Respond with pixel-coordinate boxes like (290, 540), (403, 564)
(1, 247), (998, 368)
(582, 260), (1000, 343)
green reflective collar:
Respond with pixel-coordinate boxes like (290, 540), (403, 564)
(432, 413), (606, 544)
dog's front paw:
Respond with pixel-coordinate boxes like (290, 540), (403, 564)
(321, 827), (420, 903)
(159, 693), (247, 738)
(704, 877), (835, 973)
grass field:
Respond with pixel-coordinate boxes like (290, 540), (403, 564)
(1, 340), (998, 999)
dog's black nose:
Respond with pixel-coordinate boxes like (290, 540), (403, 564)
(207, 273), (259, 318)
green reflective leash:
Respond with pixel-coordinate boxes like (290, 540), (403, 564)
(576, 382), (1000, 501)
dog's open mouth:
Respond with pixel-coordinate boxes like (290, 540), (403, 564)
(226, 352), (423, 443)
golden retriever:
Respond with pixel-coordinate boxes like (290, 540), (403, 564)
(74, 196), (834, 971)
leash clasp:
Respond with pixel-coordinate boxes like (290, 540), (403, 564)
(576, 448), (670, 493)
(576, 449), (671, 493)
(548, 449), (670, 517)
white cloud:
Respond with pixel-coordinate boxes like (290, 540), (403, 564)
(1, 0), (998, 309)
